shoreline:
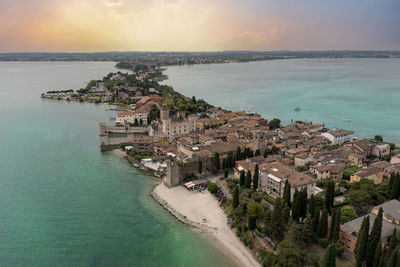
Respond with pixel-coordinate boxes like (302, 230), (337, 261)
(151, 182), (261, 267)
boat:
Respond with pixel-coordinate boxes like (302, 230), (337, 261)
(294, 107), (301, 112)
(343, 118), (352, 122)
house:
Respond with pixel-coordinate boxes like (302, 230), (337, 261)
(115, 110), (148, 126)
(348, 153), (364, 167)
(350, 167), (383, 184)
(259, 162), (317, 199)
(372, 144), (391, 158)
(339, 200), (400, 254)
(233, 156), (269, 179)
(391, 154), (400, 165)
(321, 129), (354, 145)
(135, 95), (163, 109)
(310, 163), (346, 181)
(294, 153), (313, 167)
(384, 163), (400, 178)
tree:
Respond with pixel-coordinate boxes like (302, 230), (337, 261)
(308, 195), (316, 218)
(374, 135), (383, 142)
(340, 206), (357, 223)
(387, 228), (399, 261)
(207, 183), (218, 195)
(264, 209), (272, 236)
(372, 240), (382, 267)
(333, 208), (341, 243)
(355, 216), (369, 267)
(274, 240), (305, 267)
(329, 209), (337, 241)
(245, 170), (252, 189)
(318, 209), (328, 238)
(387, 173), (395, 197)
(321, 244), (336, 267)
(134, 118), (139, 126)
(248, 202), (264, 218)
(304, 213), (314, 244)
(386, 247), (400, 267)
(222, 158), (227, 170)
(236, 147), (242, 161)
(325, 181), (335, 213)
(248, 215), (256, 231)
(268, 118), (281, 129)
(255, 149), (260, 157)
(253, 164), (259, 190)
(292, 189), (301, 221)
(389, 174), (400, 199)
(270, 198), (285, 241)
(224, 168), (229, 178)
(312, 208), (320, 232)
(139, 118), (143, 126)
(212, 152), (220, 170)
(301, 188), (308, 219)
(198, 160), (203, 174)
(283, 180), (291, 207)
(365, 208), (383, 267)
(233, 186), (239, 209)
(239, 170), (245, 186)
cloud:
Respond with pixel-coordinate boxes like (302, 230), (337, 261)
(0, 0), (399, 52)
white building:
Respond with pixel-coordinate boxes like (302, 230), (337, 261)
(116, 111), (148, 126)
(321, 129), (354, 145)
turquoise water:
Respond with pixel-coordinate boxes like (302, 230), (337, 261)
(163, 58), (400, 144)
(0, 62), (236, 266)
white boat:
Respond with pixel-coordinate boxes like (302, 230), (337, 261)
(343, 118), (352, 122)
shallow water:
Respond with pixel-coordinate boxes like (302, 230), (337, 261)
(0, 62), (236, 266)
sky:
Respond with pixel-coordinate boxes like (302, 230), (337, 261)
(0, 0), (399, 52)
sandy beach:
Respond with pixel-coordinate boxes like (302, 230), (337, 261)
(152, 183), (261, 267)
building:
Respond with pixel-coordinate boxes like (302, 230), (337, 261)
(321, 129), (354, 145)
(259, 161), (317, 199)
(115, 110), (148, 126)
(152, 104), (197, 140)
(135, 95), (163, 109)
(294, 153), (313, 167)
(310, 163), (346, 181)
(339, 199), (400, 254)
(350, 167), (383, 184)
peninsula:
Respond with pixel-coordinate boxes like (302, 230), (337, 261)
(41, 58), (400, 267)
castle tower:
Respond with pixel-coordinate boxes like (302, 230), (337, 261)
(254, 131), (266, 155)
(159, 104), (170, 121)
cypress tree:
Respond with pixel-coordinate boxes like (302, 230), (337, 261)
(325, 181), (335, 213)
(304, 212), (314, 244)
(308, 195), (316, 219)
(372, 240), (382, 267)
(301, 188), (308, 219)
(333, 208), (341, 243)
(365, 208), (383, 267)
(236, 147), (242, 161)
(270, 198), (285, 241)
(283, 180), (291, 206)
(319, 209), (328, 238)
(222, 158), (227, 170)
(253, 164), (259, 190)
(263, 149), (268, 158)
(387, 173), (395, 198)
(282, 204), (291, 225)
(355, 216), (370, 267)
(198, 160), (202, 174)
(245, 170), (252, 189)
(312, 208), (320, 232)
(390, 174), (400, 199)
(239, 170), (245, 186)
(380, 246), (387, 267)
(224, 168), (229, 178)
(321, 243), (336, 267)
(387, 228), (399, 259)
(292, 189), (300, 221)
(386, 247), (399, 267)
(233, 186), (239, 209)
(329, 209), (337, 241)
(213, 152), (220, 170)
(255, 149), (261, 156)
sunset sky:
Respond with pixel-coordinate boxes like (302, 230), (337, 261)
(1, 0), (399, 52)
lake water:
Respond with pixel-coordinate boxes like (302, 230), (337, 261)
(0, 62), (236, 266)
(163, 58), (400, 144)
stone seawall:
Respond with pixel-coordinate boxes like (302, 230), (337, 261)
(150, 185), (217, 232)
